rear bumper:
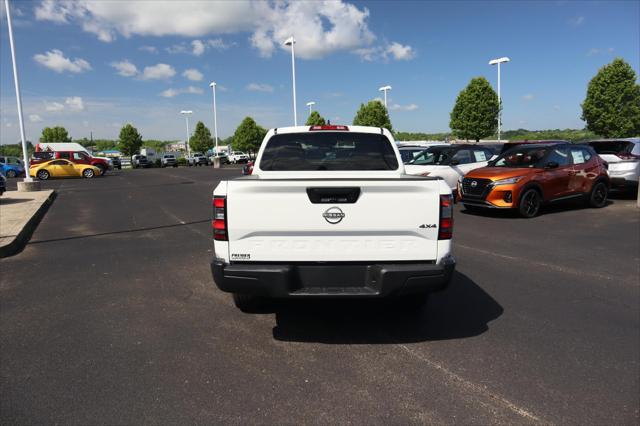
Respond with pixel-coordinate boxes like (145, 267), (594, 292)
(211, 258), (455, 298)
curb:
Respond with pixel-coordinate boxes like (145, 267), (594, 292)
(0, 191), (57, 258)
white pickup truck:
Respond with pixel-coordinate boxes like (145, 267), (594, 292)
(211, 125), (456, 311)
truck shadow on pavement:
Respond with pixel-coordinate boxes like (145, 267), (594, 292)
(270, 271), (503, 344)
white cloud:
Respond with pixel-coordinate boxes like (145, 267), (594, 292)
(587, 47), (615, 56)
(141, 63), (176, 80)
(389, 103), (418, 111)
(522, 94), (534, 102)
(553, 105), (561, 111)
(139, 45), (157, 53)
(31, 0), (379, 59)
(246, 83), (274, 93)
(160, 86), (203, 98)
(386, 42), (415, 61)
(356, 41), (416, 62)
(167, 38), (230, 56)
(45, 101), (65, 112)
(182, 68), (203, 81)
(191, 39), (206, 56)
(110, 59), (138, 77)
(65, 96), (85, 111)
(160, 89), (178, 98)
(29, 114), (43, 123)
(34, 0), (71, 23)
(33, 49), (91, 73)
(568, 16), (585, 26)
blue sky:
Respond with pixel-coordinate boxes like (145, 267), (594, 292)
(0, 0), (638, 143)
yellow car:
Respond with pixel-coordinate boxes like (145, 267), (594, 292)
(30, 159), (101, 180)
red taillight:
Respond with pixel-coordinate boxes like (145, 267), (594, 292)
(309, 125), (349, 131)
(439, 194), (453, 240)
(617, 152), (640, 160)
(212, 196), (227, 241)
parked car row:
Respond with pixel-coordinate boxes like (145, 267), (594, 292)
(400, 139), (636, 217)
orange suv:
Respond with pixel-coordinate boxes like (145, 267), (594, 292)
(458, 143), (610, 217)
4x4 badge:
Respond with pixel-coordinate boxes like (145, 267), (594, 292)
(323, 207), (345, 224)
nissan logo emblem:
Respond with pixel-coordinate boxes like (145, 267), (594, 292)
(322, 207), (345, 224)
(470, 180), (478, 188)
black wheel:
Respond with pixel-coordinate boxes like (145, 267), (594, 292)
(173, 164), (177, 168)
(96, 164), (106, 175)
(82, 168), (95, 179)
(588, 181), (608, 208)
(5, 170), (16, 178)
(36, 169), (50, 180)
(232, 293), (266, 313)
(518, 188), (541, 218)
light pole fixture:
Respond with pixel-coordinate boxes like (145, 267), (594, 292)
(306, 101), (316, 115)
(284, 36), (297, 126)
(180, 110), (193, 157)
(209, 82), (219, 154)
(489, 56), (510, 142)
(378, 85), (392, 108)
(4, 0), (32, 182)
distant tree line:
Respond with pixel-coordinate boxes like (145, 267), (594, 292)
(3, 57), (636, 161)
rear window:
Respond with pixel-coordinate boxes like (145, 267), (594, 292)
(399, 148), (424, 163)
(259, 132), (399, 171)
(588, 141), (635, 155)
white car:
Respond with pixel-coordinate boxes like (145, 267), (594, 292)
(161, 154), (177, 168)
(228, 151), (249, 164)
(404, 144), (496, 192)
(211, 124), (455, 312)
(587, 139), (639, 189)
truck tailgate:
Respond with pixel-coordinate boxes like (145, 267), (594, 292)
(226, 179), (442, 262)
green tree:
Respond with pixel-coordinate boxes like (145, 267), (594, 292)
(352, 100), (393, 131)
(189, 121), (214, 153)
(232, 117), (267, 154)
(450, 77), (499, 142)
(581, 58), (640, 138)
(40, 126), (71, 142)
(306, 111), (326, 126)
(117, 124), (143, 157)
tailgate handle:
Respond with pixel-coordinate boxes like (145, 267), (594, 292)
(306, 187), (361, 204)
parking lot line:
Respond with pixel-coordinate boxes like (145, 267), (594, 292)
(455, 243), (637, 286)
(397, 343), (545, 423)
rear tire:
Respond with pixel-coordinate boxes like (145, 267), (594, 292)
(232, 293), (266, 313)
(588, 181), (608, 208)
(518, 188), (541, 218)
(36, 169), (50, 180)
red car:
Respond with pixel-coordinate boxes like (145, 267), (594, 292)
(31, 151), (111, 175)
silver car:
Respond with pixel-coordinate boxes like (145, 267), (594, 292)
(587, 138), (640, 188)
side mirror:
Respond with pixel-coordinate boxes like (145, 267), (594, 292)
(450, 159), (460, 166)
(487, 160), (496, 167)
(545, 161), (559, 169)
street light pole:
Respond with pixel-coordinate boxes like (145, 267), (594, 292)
(284, 36), (297, 126)
(180, 110), (193, 157)
(5, 0), (32, 182)
(306, 101), (316, 115)
(378, 85), (392, 108)
(489, 57), (510, 142)
(209, 82), (219, 154)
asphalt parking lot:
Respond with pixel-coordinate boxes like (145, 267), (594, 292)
(1, 167), (638, 424)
